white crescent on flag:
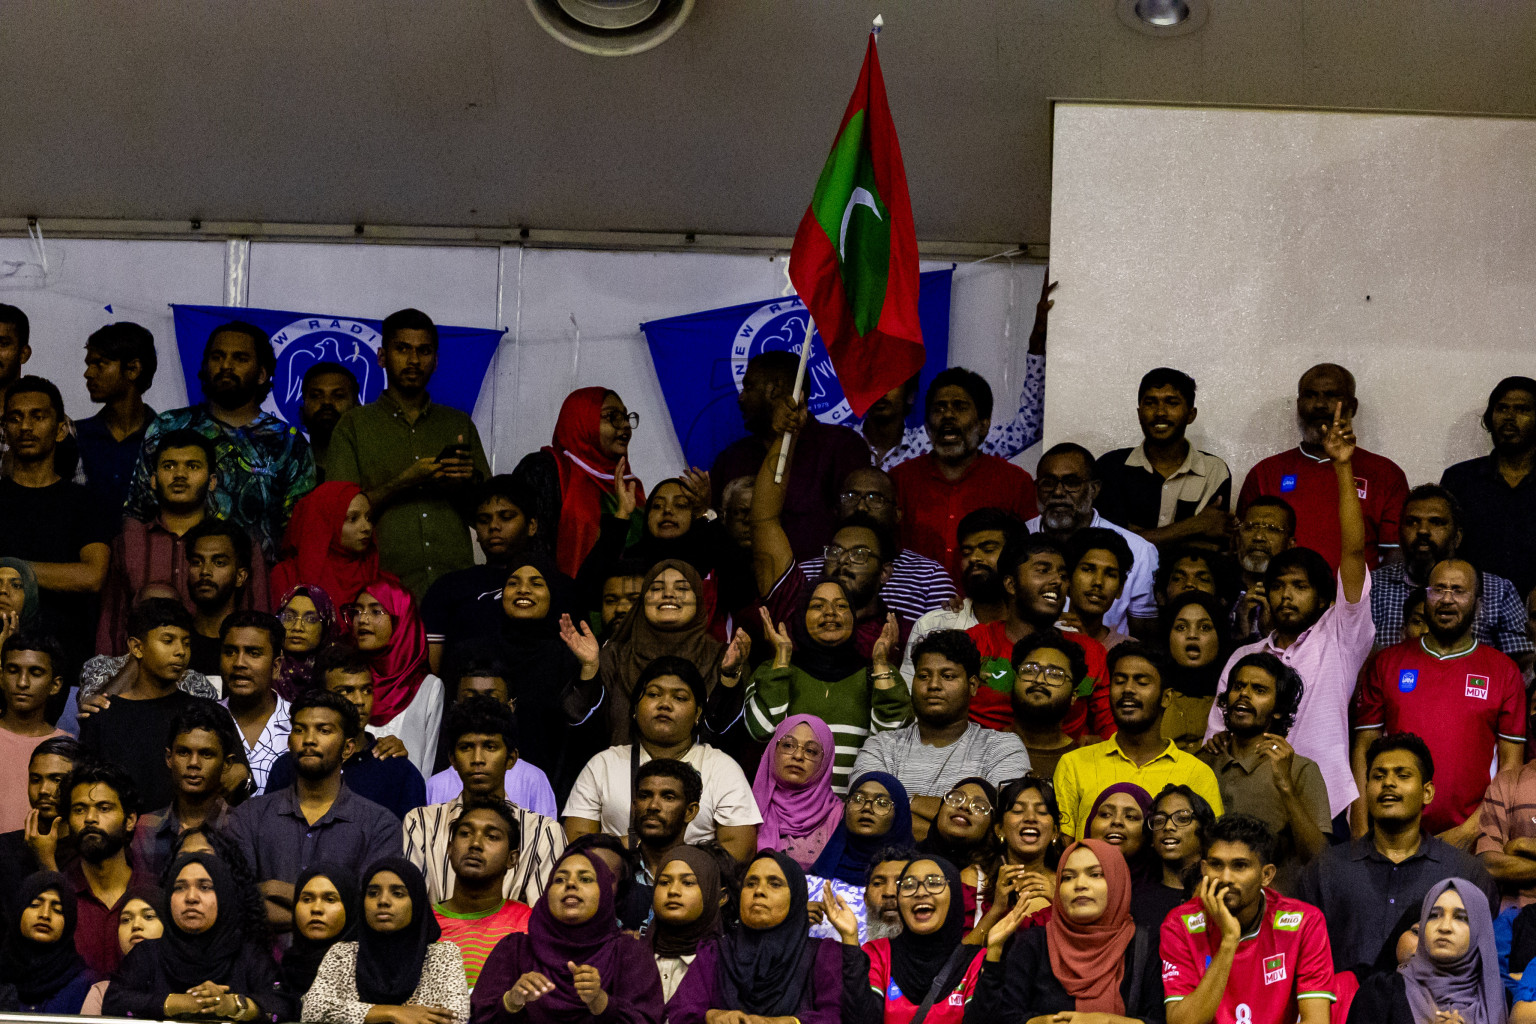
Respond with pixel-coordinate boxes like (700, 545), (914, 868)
(838, 186), (883, 260)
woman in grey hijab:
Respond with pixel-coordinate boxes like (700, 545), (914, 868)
(1348, 876), (1507, 1024)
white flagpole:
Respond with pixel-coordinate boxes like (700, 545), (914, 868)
(774, 13), (884, 485)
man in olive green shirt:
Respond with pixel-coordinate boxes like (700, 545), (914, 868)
(324, 308), (490, 596)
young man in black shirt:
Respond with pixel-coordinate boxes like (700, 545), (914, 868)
(79, 598), (227, 812)
(0, 376), (113, 669)
(183, 520), (252, 676)
(0, 735), (82, 913)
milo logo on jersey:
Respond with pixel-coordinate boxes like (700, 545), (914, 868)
(1182, 911), (1206, 934)
(1273, 910), (1304, 931)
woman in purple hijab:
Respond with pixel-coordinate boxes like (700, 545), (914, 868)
(752, 714), (845, 868)
(471, 850), (663, 1024)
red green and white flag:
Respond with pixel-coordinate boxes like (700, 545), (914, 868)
(788, 28), (923, 418)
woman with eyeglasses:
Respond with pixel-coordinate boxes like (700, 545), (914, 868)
(972, 777), (1061, 941)
(513, 387), (646, 579)
(753, 714), (846, 869)
(349, 579), (444, 777)
(1083, 783), (1157, 882)
(1134, 784), (1216, 930)
(746, 577), (912, 794)
(270, 481), (382, 615)
(806, 771), (915, 943)
(272, 583), (339, 698)
(826, 857), (986, 1024)
(1159, 590), (1231, 754)
(919, 777), (1000, 930)
(964, 839), (1165, 1023)
(104, 852), (294, 1021)
(585, 558), (751, 746)
(669, 850), (841, 1024)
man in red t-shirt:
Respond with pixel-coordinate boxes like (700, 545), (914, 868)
(891, 368), (1035, 579)
(1237, 363), (1408, 570)
(967, 534), (1110, 739)
(1161, 815), (1335, 1024)
(1354, 558), (1526, 842)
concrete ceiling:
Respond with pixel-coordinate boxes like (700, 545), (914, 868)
(3, 0), (1536, 247)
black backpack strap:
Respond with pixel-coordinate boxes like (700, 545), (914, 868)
(909, 944), (973, 1024)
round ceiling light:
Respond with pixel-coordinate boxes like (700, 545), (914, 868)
(527, 0), (694, 56)
(1116, 0), (1209, 37)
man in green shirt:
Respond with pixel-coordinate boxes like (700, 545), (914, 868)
(324, 308), (490, 596)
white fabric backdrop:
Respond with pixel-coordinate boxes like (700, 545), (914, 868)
(0, 238), (1046, 486)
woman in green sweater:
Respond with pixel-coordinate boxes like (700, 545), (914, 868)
(745, 576), (911, 794)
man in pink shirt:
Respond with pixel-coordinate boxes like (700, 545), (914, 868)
(1206, 402), (1375, 832)
(1237, 363), (1409, 570)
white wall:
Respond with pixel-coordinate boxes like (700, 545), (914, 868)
(0, 237), (1045, 486)
(1047, 102), (1536, 487)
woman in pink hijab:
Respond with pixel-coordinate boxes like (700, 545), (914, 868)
(753, 714), (845, 869)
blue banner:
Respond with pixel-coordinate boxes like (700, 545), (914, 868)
(170, 304), (504, 430)
(641, 267), (953, 469)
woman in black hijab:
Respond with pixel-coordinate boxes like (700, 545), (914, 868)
(828, 856), (986, 1024)
(651, 845), (726, 1004)
(305, 857), (470, 1024)
(669, 849), (842, 1024)
(281, 863), (360, 1000)
(0, 871), (98, 1013)
(104, 852), (294, 1021)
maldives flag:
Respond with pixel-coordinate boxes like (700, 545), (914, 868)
(788, 29), (923, 418)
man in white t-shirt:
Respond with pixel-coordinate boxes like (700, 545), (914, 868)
(562, 655), (760, 862)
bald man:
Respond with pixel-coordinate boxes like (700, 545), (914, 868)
(1237, 363), (1408, 570)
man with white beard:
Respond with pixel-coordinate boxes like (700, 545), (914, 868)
(1232, 496), (1297, 642)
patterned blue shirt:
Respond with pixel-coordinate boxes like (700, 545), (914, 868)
(124, 404), (317, 560)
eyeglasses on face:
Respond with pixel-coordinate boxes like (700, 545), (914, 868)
(1149, 810), (1197, 831)
(942, 791), (993, 816)
(1426, 584), (1474, 601)
(848, 792), (894, 811)
(1016, 662), (1072, 684)
(601, 410), (640, 430)
(278, 610), (323, 626)
(823, 544), (876, 566)
(344, 603), (389, 621)
(776, 737), (824, 762)
(839, 490), (893, 510)
(898, 874), (949, 896)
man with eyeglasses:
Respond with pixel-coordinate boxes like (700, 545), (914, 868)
(1369, 484), (1533, 669)
(796, 467), (957, 633)
(851, 630), (1029, 835)
(1231, 497), (1296, 641)
(1354, 557), (1525, 845)
(752, 404), (907, 659)
(710, 350), (871, 561)
(890, 367), (1036, 580)
(325, 308), (490, 597)
(1008, 630), (1089, 779)
(1028, 442), (1159, 639)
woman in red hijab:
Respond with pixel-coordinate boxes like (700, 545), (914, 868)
(518, 387), (645, 578)
(347, 578), (442, 777)
(270, 482), (386, 611)
(965, 838), (1166, 1021)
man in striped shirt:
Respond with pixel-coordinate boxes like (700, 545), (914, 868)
(796, 467), (957, 634)
(404, 696), (565, 906)
(432, 796), (531, 987)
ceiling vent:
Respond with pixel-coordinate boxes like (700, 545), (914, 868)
(526, 0), (695, 56)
